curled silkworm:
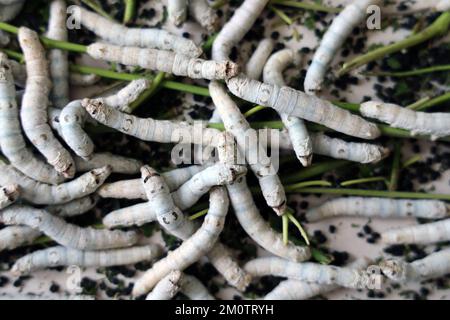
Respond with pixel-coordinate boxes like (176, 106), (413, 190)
(180, 275), (215, 300)
(360, 101), (450, 140)
(306, 198), (449, 222)
(304, 0), (380, 93)
(0, 163), (111, 205)
(245, 257), (376, 289)
(69, 73), (100, 86)
(246, 39), (274, 80)
(133, 187), (228, 295)
(209, 81), (287, 215)
(168, 0), (187, 26)
(18, 27), (75, 177)
(263, 49), (312, 166)
(188, 0), (219, 32)
(145, 270), (182, 300)
(381, 218), (450, 245)
(45, 195), (98, 218)
(0, 184), (19, 209)
(380, 249), (450, 282)
(264, 259), (369, 300)
(226, 75), (380, 140)
(212, 0), (269, 61)
(87, 43), (239, 81)
(0, 53), (63, 185)
(228, 176), (311, 262)
(74, 153), (143, 174)
(47, 0), (69, 108)
(0, 226), (41, 252)
(0, 205), (138, 250)
(11, 244), (162, 275)
(0, 0), (24, 22)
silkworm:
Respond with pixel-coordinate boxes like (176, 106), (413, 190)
(18, 27), (75, 177)
(0, 184), (19, 209)
(381, 218), (450, 245)
(87, 43), (239, 81)
(306, 198), (449, 222)
(180, 274), (215, 300)
(0, 163), (111, 205)
(0, 205), (138, 250)
(264, 258), (369, 300)
(209, 81), (287, 215)
(188, 0), (219, 32)
(132, 187), (228, 295)
(228, 176), (311, 262)
(245, 257), (375, 289)
(74, 5), (201, 57)
(145, 270), (182, 300)
(45, 195), (98, 218)
(11, 244), (162, 275)
(47, 0), (69, 109)
(168, 0), (187, 26)
(0, 0), (24, 22)
(263, 49), (312, 166)
(0, 53), (64, 185)
(69, 73), (100, 87)
(304, 0), (380, 93)
(246, 39), (274, 80)
(380, 248), (450, 282)
(74, 153), (143, 175)
(437, 0), (450, 10)
(360, 101), (450, 140)
(0, 226), (41, 252)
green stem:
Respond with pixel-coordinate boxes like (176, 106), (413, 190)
(189, 208), (209, 220)
(406, 96), (431, 110)
(415, 92), (450, 111)
(340, 177), (387, 187)
(161, 80), (210, 96)
(282, 214), (289, 245)
(286, 209), (310, 245)
(311, 248), (333, 265)
(123, 0), (136, 24)
(70, 64), (148, 81)
(388, 141), (401, 192)
(270, 5), (293, 25)
(284, 180), (332, 191)
(281, 160), (350, 184)
(209, 0), (228, 9)
(402, 155), (422, 169)
(81, 0), (114, 20)
(244, 105), (267, 118)
(129, 72), (166, 112)
(1, 48), (24, 62)
(364, 64), (450, 77)
(270, 0), (341, 14)
(202, 33), (218, 51)
(339, 12), (450, 75)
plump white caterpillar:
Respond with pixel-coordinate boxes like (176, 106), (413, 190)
(0, 0), (24, 22)
(45, 195), (98, 218)
(188, 0), (219, 32)
(212, 0), (269, 61)
(245, 257), (376, 289)
(380, 249), (450, 282)
(304, 0), (380, 93)
(0, 226), (41, 252)
(0, 53), (64, 184)
(0, 184), (19, 209)
(360, 101), (450, 140)
(145, 270), (182, 300)
(226, 75), (380, 139)
(47, 0), (69, 109)
(180, 275), (215, 300)
(168, 0), (187, 26)
(69, 73), (100, 86)
(0, 163), (111, 205)
(228, 176), (311, 262)
(263, 49), (313, 166)
(246, 39), (274, 80)
(264, 259), (369, 300)
(0, 205), (138, 250)
(12, 244), (162, 275)
(306, 198), (449, 222)
(381, 218), (450, 245)
(132, 187), (228, 295)
(18, 27), (75, 177)
(87, 43), (239, 81)
(60, 79), (150, 159)
(74, 5), (201, 57)
(74, 153), (143, 174)
(209, 81), (287, 215)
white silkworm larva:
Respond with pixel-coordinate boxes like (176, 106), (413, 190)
(246, 39), (274, 80)
(380, 248), (450, 282)
(168, 0), (187, 26)
(360, 101), (450, 140)
(0, 53), (63, 185)
(0, 205), (138, 250)
(212, 0), (269, 61)
(74, 153), (143, 175)
(145, 270), (182, 300)
(69, 73), (100, 86)
(0, 0), (24, 22)
(0, 163), (111, 205)
(87, 43), (239, 81)
(209, 81), (287, 215)
(103, 79), (150, 112)
(11, 244), (162, 275)
(264, 258), (369, 300)
(180, 275), (215, 300)
(0, 184), (19, 209)
(47, 0), (69, 109)
(228, 176), (310, 262)
(226, 75), (380, 139)
(306, 198), (449, 222)
(18, 27), (75, 177)
(304, 0), (379, 93)
(436, 0), (450, 10)
(188, 0), (219, 32)
(45, 195), (98, 218)
(132, 187), (228, 295)
(245, 257), (375, 289)
(74, 5), (201, 57)
(0, 226), (41, 252)
(263, 49), (313, 166)
(381, 218), (450, 245)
